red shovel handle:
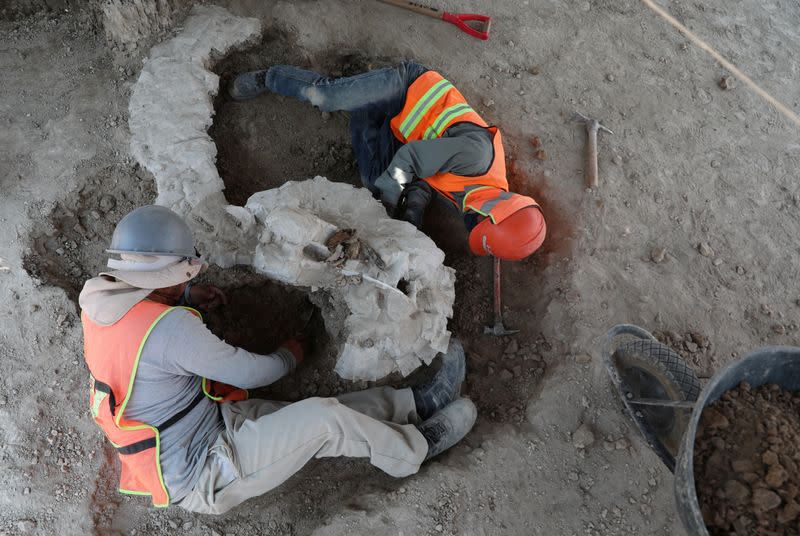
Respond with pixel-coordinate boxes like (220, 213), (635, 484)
(442, 12), (491, 40)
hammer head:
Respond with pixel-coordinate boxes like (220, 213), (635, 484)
(571, 111), (613, 135)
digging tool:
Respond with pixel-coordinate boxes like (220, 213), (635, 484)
(375, 0), (491, 41)
(484, 257), (518, 336)
(571, 112), (613, 189)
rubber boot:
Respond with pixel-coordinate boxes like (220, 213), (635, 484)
(228, 70), (268, 101)
(412, 338), (466, 420)
(417, 398), (477, 460)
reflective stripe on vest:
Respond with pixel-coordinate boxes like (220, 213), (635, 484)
(391, 71), (487, 143)
(465, 188), (540, 224)
(82, 301), (247, 507)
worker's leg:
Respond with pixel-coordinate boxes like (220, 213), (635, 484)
(349, 108), (404, 193)
(176, 392), (428, 515)
(265, 60), (428, 116)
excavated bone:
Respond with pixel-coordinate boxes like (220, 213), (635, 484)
(128, 5), (455, 380)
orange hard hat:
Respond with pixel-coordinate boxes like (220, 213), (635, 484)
(468, 205), (546, 261)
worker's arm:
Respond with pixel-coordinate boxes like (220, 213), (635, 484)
(152, 308), (297, 389)
(374, 126), (494, 206)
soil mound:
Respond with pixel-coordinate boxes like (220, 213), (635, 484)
(695, 382), (800, 535)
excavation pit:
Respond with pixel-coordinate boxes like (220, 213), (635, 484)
(124, 5), (456, 381)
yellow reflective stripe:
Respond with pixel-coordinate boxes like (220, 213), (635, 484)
(428, 103), (475, 138)
(400, 79), (453, 138)
(91, 391), (108, 419)
(461, 186), (495, 211)
(119, 489), (151, 496)
(201, 378), (223, 401)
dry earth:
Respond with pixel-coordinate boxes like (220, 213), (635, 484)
(1, 0), (800, 535)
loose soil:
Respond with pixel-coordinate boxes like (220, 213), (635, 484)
(695, 382), (800, 535)
(209, 29), (385, 206)
(23, 164), (156, 304)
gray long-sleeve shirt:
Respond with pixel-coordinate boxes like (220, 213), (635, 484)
(374, 122), (496, 206)
(123, 308), (295, 503)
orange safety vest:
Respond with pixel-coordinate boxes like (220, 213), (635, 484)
(82, 300), (247, 507)
(390, 70), (539, 223)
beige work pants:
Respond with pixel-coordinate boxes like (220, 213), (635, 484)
(176, 386), (427, 514)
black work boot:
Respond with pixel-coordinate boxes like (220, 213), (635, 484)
(412, 338), (466, 420)
(417, 398), (477, 460)
(228, 70), (268, 101)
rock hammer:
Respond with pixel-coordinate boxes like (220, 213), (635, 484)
(572, 112), (613, 189)
(484, 257), (518, 337)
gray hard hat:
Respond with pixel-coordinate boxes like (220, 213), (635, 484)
(107, 205), (198, 258)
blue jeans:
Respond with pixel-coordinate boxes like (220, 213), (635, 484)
(265, 61), (429, 193)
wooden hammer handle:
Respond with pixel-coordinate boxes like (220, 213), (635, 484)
(376, 0), (443, 20)
(586, 127), (599, 189)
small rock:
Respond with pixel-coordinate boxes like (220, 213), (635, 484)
(713, 258), (723, 267)
(482, 98), (495, 108)
(710, 160), (722, 168)
(772, 324), (786, 335)
(752, 488), (782, 513)
(575, 354), (592, 364)
(572, 424), (595, 449)
(512, 365), (523, 377)
(778, 501), (800, 524)
(766, 464), (788, 487)
(167, 521), (178, 529)
(690, 332), (708, 348)
(723, 480), (750, 504)
(321, 111), (331, 121)
(529, 66), (541, 76)
(684, 341), (699, 353)
(702, 407), (729, 429)
(718, 75), (735, 90)
(17, 520), (36, 533)
(499, 369), (514, 381)
(182, 521), (193, 530)
(23, 487), (30, 495)
(614, 438), (629, 450)
(533, 149), (548, 161)
(531, 136), (542, 149)
(398, 487), (406, 494)
(612, 154), (622, 165)
(434, 524), (443, 532)
(650, 247), (667, 263)
(98, 194), (117, 213)
(606, 73), (615, 82)
(698, 242), (714, 257)
(505, 339), (519, 355)
(736, 265), (746, 275)
(763, 450), (780, 466)
(507, 40), (515, 48)
(568, 471), (579, 481)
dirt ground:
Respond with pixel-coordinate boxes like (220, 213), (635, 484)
(1, 0), (800, 534)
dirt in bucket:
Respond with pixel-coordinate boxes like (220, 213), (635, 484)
(694, 382), (800, 535)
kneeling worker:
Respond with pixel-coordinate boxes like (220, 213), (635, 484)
(79, 205), (475, 514)
(230, 61), (546, 261)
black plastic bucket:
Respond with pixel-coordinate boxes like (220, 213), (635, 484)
(602, 325), (800, 535)
(673, 346), (800, 535)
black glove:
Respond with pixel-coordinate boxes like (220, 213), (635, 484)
(394, 181), (432, 229)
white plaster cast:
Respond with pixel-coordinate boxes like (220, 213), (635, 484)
(128, 5), (455, 380)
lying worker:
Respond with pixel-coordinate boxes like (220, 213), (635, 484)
(79, 204), (475, 514)
(229, 61), (546, 261)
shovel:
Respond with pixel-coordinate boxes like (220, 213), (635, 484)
(375, 0), (491, 41)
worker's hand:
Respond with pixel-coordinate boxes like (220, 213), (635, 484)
(393, 181), (431, 229)
(281, 337), (307, 366)
(188, 284), (228, 310)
